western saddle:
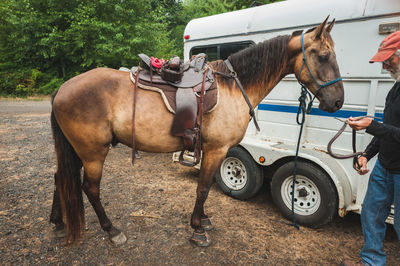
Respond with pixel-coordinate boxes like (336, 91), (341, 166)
(130, 53), (215, 166)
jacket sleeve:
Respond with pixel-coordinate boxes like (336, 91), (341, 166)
(366, 120), (400, 143)
(362, 82), (400, 160)
(363, 135), (379, 161)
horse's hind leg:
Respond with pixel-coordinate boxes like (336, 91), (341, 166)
(50, 173), (67, 238)
(190, 147), (228, 247)
(81, 160), (127, 246)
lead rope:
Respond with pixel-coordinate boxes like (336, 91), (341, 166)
(288, 85), (309, 229)
(288, 32), (343, 229)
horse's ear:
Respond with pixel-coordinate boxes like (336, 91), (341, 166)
(326, 18), (335, 33)
(314, 16), (330, 39)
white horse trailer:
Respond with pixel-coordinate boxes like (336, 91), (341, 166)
(179, 0), (400, 227)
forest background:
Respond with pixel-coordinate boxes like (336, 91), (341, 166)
(0, 0), (278, 96)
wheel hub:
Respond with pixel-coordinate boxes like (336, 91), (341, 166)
(297, 186), (310, 197)
(220, 157), (247, 190)
(281, 175), (321, 215)
(232, 166), (241, 177)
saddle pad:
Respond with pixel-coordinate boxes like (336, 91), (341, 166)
(130, 71), (219, 114)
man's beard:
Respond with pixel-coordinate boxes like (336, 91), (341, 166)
(389, 63), (400, 82)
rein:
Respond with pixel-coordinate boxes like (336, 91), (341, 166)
(327, 116), (379, 170)
(289, 32), (343, 229)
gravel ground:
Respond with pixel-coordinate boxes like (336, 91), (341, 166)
(0, 99), (399, 265)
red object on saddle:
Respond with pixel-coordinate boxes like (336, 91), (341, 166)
(150, 57), (166, 69)
(370, 31), (400, 63)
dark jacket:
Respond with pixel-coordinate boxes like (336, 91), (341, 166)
(364, 82), (400, 173)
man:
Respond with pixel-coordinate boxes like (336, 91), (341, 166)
(341, 31), (400, 266)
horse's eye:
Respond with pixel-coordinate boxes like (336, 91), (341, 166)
(318, 53), (330, 62)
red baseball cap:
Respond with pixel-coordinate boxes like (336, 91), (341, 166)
(369, 31), (400, 63)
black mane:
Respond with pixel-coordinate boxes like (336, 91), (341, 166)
(228, 35), (291, 88)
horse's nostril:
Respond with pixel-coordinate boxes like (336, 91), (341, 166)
(335, 100), (343, 108)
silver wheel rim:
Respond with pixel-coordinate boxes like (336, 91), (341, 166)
(220, 157), (247, 190)
(281, 175), (321, 216)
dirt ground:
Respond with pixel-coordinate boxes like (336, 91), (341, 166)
(1, 100), (399, 265)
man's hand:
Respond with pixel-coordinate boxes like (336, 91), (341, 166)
(347, 116), (373, 131)
(356, 156), (369, 175)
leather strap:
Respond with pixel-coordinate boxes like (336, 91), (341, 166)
(327, 116), (378, 170)
(223, 59), (260, 131)
(132, 67), (141, 165)
(178, 68), (208, 166)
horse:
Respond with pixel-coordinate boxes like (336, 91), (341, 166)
(49, 18), (344, 247)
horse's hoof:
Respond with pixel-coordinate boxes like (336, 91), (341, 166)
(52, 226), (67, 238)
(109, 231), (127, 246)
(201, 218), (214, 231)
(190, 230), (211, 247)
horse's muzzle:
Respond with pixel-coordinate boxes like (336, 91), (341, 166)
(335, 99), (343, 109)
(319, 98), (343, 113)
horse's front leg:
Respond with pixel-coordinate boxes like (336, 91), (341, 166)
(190, 147), (227, 247)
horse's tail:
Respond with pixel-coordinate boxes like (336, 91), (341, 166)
(50, 91), (84, 242)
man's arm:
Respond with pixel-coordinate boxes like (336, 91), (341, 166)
(363, 136), (379, 161)
(347, 117), (380, 175)
(352, 135), (379, 175)
(366, 119), (400, 143)
(348, 117), (400, 143)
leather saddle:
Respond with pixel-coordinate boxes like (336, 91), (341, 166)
(130, 53), (216, 166)
(136, 53), (214, 89)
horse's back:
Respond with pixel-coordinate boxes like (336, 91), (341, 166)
(54, 68), (128, 111)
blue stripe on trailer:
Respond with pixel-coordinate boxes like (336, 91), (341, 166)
(258, 103), (383, 119)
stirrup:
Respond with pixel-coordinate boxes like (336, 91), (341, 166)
(179, 150), (200, 167)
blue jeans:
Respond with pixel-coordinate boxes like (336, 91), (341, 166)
(360, 160), (400, 266)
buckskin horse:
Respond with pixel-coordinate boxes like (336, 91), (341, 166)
(50, 18), (344, 247)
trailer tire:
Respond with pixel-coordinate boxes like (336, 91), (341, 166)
(271, 161), (338, 228)
(215, 146), (263, 200)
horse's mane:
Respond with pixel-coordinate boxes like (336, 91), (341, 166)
(223, 34), (291, 88)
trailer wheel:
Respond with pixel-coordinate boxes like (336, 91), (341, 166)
(215, 146), (263, 200)
(271, 161), (338, 228)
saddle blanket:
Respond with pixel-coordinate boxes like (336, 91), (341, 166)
(129, 71), (219, 114)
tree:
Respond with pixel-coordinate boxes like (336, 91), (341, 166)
(0, 0), (175, 95)
(0, 0), (282, 96)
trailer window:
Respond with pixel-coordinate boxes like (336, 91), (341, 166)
(220, 42), (253, 60)
(190, 41), (253, 61)
(191, 46), (218, 61)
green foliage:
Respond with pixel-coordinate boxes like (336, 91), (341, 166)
(182, 0), (234, 19)
(0, 0), (280, 96)
(0, 67), (62, 96)
(39, 77), (65, 95)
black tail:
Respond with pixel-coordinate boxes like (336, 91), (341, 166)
(51, 92), (84, 242)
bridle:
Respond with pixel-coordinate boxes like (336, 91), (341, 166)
(296, 32), (343, 117)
